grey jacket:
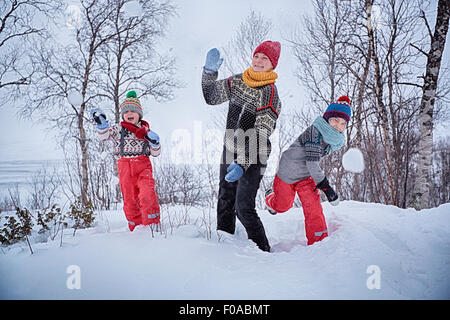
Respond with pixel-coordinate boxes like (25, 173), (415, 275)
(276, 125), (331, 185)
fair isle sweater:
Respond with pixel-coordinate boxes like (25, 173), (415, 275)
(98, 123), (161, 161)
(201, 70), (281, 170)
(276, 125), (331, 185)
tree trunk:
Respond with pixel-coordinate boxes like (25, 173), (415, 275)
(79, 111), (89, 207)
(412, 0), (450, 210)
(352, 0), (374, 202)
(367, 2), (396, 205)
(79, 39), (96, 208)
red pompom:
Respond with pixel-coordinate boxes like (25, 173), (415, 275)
(337, 95), (351, 104)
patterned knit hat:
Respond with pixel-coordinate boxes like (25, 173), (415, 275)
(253, 40), (281, 70)
(323, 95), (352, 123)
(120, 90), (143, 120)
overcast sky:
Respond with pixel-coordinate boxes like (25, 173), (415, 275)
(1, 0), (311, 161)
(0, 0), (448, 161)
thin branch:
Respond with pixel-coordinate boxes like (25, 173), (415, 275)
(395, 81), (423, 88)
(409, 43), (429, 57)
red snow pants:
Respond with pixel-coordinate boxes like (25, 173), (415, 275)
(266, 175), (328, 245)
(117, 155), (160, 231)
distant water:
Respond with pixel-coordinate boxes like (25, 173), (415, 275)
(0, 159), (64, 194)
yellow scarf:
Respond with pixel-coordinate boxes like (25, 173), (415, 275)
(242, 67), (278, 87)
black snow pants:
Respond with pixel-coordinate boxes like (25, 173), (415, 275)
(216, 146), (270, 252)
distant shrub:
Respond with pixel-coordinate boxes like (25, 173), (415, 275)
(67, 196), (95, 236)
(0, 207), (34, 254)
(37, 204), (67, 241)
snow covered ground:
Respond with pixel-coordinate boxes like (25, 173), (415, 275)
(0, 200), (449, 300)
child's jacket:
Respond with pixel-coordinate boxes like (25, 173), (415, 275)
(277, 124), (331, 185)
(98, 123), (161, 160)
(202, 70), (281, 170)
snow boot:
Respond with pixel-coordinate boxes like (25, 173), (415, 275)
(264, 188), (277, 215)
(128, 221), (141, 232)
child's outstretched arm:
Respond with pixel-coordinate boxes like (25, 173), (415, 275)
(90, 108), (116, 141)
(146, 130), (161, 157)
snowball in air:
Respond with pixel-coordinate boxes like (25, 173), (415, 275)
(122, 1), (142, 18)
(67, 91), (83, 107)
(342, 148), (365, 173)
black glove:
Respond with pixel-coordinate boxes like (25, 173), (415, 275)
(315, 177), (340, 206)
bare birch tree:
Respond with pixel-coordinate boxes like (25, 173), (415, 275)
(0, 0), (62, 103)
(411, 0), (450, 209)
(21, 0), (120, 208)
(289, 0), (353, 111)
(97, 0), (178, 124)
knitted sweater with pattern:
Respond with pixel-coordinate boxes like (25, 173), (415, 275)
(276, 125), (331, 185)
(98, 123), (161, 161)
(201, 69), (281, 170)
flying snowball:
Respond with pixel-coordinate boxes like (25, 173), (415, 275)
(67, 91), (83, 107)
(342, 148), (365, 173)
(122, 1), (142, 18)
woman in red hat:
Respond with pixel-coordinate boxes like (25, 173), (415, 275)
(201, 41), (282, 252)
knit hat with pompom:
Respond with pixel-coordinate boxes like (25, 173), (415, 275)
(120, 91), (143, 120)
(323, 95), (352, 123)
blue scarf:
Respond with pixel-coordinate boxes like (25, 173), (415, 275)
(312, 117), (345, 152)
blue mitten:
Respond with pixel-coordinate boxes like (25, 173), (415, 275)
(90, 108), (109, 130)
(204, 48), (223, 73)
(147, 131), (160, 148)
(225, 162), (244, 182)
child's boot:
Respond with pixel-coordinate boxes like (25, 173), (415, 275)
(128, 220), (141, 231)
(264, 189), (277, 215)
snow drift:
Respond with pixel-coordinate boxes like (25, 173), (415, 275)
(0, 201), (449, 299)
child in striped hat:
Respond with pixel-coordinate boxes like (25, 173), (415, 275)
(265, 96), (351, 246)
(91, 91), (161, 231)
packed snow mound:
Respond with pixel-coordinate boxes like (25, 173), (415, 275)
(0, 201), (449, 299)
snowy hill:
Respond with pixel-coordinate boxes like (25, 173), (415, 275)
(0, 200), (449, 300)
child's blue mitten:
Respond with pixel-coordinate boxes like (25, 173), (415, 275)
(90, 108), (109, 130)
(147, 131), (160, 148)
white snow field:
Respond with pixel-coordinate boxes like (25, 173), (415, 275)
(0, 201), (449, 300)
